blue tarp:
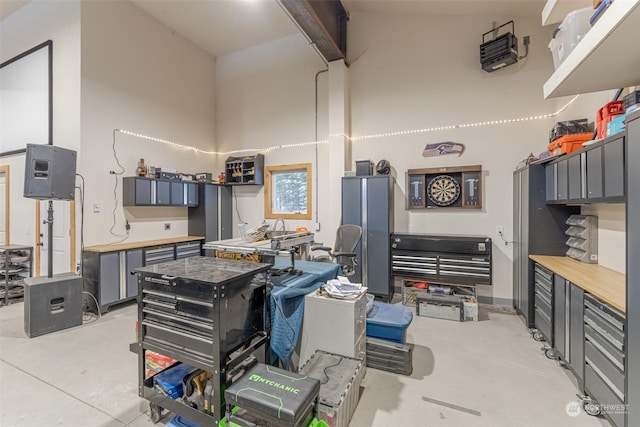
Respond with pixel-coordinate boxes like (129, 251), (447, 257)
(269, 259), (340, 365)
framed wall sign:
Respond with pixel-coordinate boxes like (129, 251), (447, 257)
(406, 165), (482, 210)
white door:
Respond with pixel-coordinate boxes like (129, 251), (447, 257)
(39, 200), (70, 274)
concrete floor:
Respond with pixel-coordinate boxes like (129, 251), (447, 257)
(0, 301), (609, 427)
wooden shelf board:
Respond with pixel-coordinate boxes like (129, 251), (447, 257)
(530, 254), (625, 312)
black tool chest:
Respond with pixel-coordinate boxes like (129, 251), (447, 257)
(534, 264), (554, 345)
(584, 293), (626, 427)
(390, 234), (492, 285)
(135, 256), (271, 425)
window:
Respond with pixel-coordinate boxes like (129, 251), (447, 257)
(264, 163), (312, 220)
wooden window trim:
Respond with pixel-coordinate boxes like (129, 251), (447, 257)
(264, 163), (312, 220)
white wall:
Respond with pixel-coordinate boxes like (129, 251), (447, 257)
(0, 0), (81, 273)
(215, 34), (331, 243)
(80, 1), (217, 246)
(348, 12), (559, 302)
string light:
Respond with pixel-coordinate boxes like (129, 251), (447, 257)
(116, 95), (579, 154)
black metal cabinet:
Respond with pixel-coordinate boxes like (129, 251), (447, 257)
(124, 177), (200, 207)
(604, 137), (624, 198)
(123, 177), (153, 206)
(156, 180), (171, 205)
(569, 283), (585, 388)
(188, 184), (232, 242)
(170, 181), (184, 206)
(586, 146), (603, 199)
(513, 165), (576, 327)
(545, 134), (625, 204)
(545, 164), (556, 201)
(568, 155), (582, 200)
(185, 182), (198, 207)
(342, 176), (394, 301)
(626, 110), (640, 427)
(556, 159), (568, 201)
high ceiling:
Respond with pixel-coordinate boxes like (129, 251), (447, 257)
(2, 0), (545, 58)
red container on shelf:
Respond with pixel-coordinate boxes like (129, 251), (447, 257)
(596, 101), (624, 139)
(548, 133), (593, 156)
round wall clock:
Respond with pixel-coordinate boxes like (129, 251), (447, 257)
(427, 175), (460, 206)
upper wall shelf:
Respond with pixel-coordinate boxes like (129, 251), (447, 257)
(542, 0), (591, 26)
(543, 0), (640, 99)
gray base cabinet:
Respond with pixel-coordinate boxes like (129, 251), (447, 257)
(83, 239), (202, 312)
(584, 293), (626, 427)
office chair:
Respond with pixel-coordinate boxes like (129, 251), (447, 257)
(310, 224), (362, 276)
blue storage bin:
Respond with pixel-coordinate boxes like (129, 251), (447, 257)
(168, 415), (202, 427)
(366, 302), (413, 344)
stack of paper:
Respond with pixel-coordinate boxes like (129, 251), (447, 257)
(322, 276), (367, 299)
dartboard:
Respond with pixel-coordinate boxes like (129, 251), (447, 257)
(427, 175), (460, 206)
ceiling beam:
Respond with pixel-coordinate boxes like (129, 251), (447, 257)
(278, 0), (348, 62)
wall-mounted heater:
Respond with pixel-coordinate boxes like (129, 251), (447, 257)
(480, 21), (518, 72)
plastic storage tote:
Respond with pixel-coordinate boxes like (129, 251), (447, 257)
(366, 302), (413, 344)
(548, 7), (593, 69)
(168, 415), (202, 427)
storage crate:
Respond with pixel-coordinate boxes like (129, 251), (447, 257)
(417, 294), (464, 322)
(548, 7), (592, 69)
(548, 133), (592, 156)
(624, 90), (640, 113)
(298, 350), (365, 427)
(549, 119), (590, 143)
(366, 302), (413, 344)
(597, 101), (624, 139)
(401, 279), (429, 306)
(365, 337), (413, 376)
(153, 363), (197, 399)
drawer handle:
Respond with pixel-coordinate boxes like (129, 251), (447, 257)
(142, 289), (176, 300)
(584, 318), (624, 352)
(176, 295), (214, 308)
(143, 308), (213, 330)
(142, 320), (214, 344)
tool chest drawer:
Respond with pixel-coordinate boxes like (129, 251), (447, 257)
(143, 245), (176, 265)
(391, 252), (437, 278)
(535, 307), (552, 343)
(583, 292), (626, 426)
(175, 241), (202, 259)
(534, 264), (553, 287)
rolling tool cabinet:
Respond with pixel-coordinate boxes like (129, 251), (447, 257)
(134, 256), (272, 425)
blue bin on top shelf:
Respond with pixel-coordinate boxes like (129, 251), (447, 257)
(366, 302), (413, 344)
